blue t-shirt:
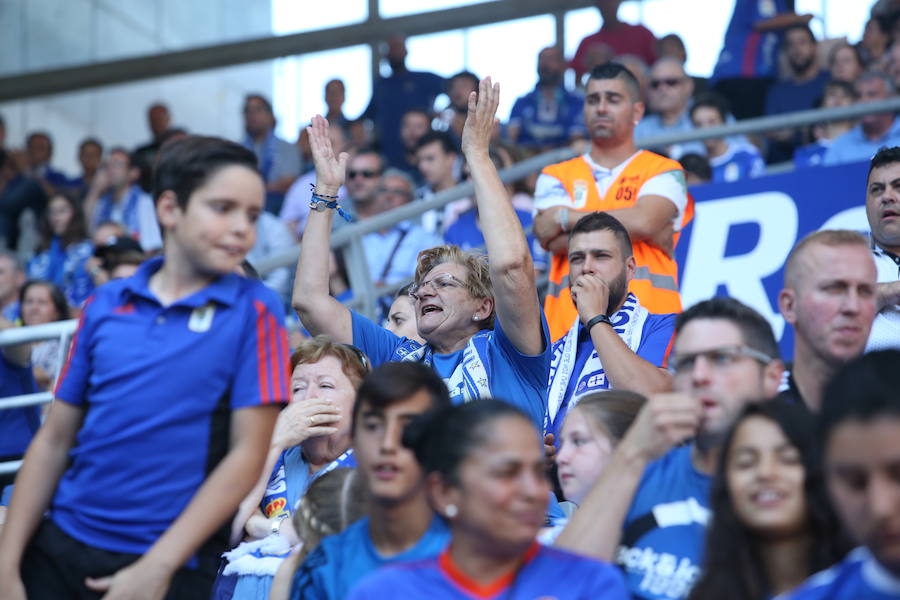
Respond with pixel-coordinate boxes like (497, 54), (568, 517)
(618, 445), (712, 600)
(824, 119), (900, 167)
(27, 238), (95, 307)
(51, 257), (291, 554)
(350, 310), (550, 430)
(348, 542), (629, 600)
(546, 313), (675, 438)
(709, 143), (766, 183)
(364, 70), (446, 168)
(291, 515), (450, 600)
(0, 353), (40, 458)
(780, 547), (900, 600)
(793, 140), (830, 169)
(765, 71), (831, 117)
(712, 0), (787, 80)
(443, 208), (548, 272)
(507, 85), (586, 149)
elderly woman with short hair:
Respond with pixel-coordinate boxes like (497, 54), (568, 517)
(292, 77), (549, 428)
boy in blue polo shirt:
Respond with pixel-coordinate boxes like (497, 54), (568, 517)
(0, 136), (290, 599)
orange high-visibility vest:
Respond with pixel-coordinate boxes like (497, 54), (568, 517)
(543, 151), (694, 341)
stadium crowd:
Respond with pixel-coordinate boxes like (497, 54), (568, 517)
(1, 1), (900, 599)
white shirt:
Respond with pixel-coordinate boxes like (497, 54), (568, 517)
(533, 152), (689, 231)
(866, 244), (900, 352)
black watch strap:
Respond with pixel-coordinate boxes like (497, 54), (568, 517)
(585, 314), (612, 332)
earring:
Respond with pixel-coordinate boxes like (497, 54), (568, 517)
(445, 504), (458, 518)
(472, 314), (480, 321)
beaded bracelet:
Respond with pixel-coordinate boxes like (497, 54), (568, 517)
(311, 193), (353, 222)
(309, 183), (339, 199)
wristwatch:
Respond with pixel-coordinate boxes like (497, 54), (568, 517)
(586, 314), (612, 332)
(271, 514), (288, 536)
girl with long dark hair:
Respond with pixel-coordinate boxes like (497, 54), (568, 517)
(688, 400), (850, 600)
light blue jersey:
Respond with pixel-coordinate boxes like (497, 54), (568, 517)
(290, 515), (450, 600)
(709, 143), (766, 183)
(779, 547), (900, 600)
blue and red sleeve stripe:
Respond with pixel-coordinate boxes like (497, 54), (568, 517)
(253, 300), (290, 405)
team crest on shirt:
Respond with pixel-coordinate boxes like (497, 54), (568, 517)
(572, 180), (589, 208)
(188, 302), (216, 332)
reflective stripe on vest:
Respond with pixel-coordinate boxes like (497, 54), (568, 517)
(541, 152), (691, 341)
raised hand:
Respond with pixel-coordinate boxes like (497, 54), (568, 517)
(461, 76), (499, 158)
(307, 115), (348, 196)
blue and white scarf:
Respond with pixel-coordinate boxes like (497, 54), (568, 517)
(393, 332), (493, 402)
(94, 185), (143, 234)
(546, 293), (648, 432)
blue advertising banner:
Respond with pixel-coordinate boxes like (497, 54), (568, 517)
(675, 160), (871, 358)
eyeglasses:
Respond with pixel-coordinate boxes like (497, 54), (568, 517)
(348, 170), (380, 179)
(667, 345), (772, 375)
(408, 273), (466, 301)
(650, 78), (684, 89)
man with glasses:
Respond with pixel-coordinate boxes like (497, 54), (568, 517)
(556, 297), (783, 600)
(777, 230), (878, 411)
(635, 57), (704, 159)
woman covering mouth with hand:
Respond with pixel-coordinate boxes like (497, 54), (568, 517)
(292, 76), (550, 430)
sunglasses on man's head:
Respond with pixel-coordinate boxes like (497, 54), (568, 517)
(348, 170), (380, 179)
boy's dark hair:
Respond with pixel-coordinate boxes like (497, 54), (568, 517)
(783, 23), (816, 44)
(450, 71), (479, 89)
(352, 362), (451, 433)
(867, 146), (900, 183)
(244, 93), (274, 115)
(589, 62), (642, 102)
(679, 153), (712, 182)
(415, 131), (458, 155)
(26, 131), (52, 151)
(676, 297), (780, 361)
(569, 211), (633, 258)
(79, 138), (103, 153)
(690, 93), (730, 122)
(821, 79), (858, 105)
(19, 280), (70, 323)
(820, 350), (900, 444)
(152, 135), (259, 208)
(690, 400), (851, 600)
(403, 399), (533, 485)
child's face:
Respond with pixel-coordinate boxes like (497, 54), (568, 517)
(167, 165), (264, 275)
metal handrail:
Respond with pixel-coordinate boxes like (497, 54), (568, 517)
(255, 97), (900, 319)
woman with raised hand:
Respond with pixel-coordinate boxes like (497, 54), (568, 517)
(688, 400), (850, 600)
(348, 399), (629, 599)
(292, 77), (550, 429)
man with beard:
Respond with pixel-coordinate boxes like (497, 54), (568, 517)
(764, 24), (831, 163)
(545, 211), (674, 438)
(533, 62), (692, 342)
(556, 297), (784, 600)
(508, 47), (587, 151)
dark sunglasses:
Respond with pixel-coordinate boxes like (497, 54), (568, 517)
(650, 78), (684, 89)
(348, 170), (380, 179)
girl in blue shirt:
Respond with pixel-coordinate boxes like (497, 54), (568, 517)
(26, 191), (94, 308)
(349, 399), (629, 600)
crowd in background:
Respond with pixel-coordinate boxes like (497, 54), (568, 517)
(0, 2), (900, 600)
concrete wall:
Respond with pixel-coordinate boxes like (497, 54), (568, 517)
(0, 0), (277, 176)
